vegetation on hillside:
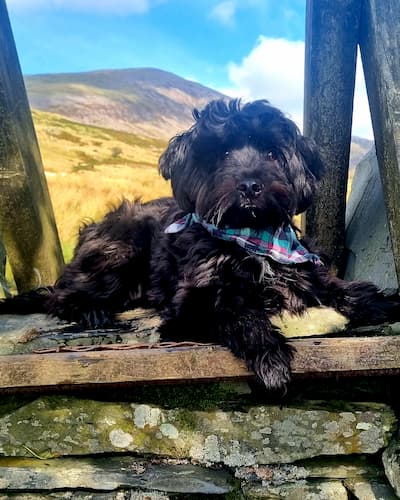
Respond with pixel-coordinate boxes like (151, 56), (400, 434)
(32, 109), (171, 260)
(26, 68), (224, 139)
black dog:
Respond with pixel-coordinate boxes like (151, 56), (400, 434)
(1, 99), (399, 389)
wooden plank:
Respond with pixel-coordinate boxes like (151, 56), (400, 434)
(303, 0), (361, 271)
(0, 336), (399, 390)
(292, 336), (400, 374)
(0, 0), (64, 292)
(359, 0), (400, 284)
(0, 346), (251, 389)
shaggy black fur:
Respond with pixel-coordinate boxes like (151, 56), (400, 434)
(1, 98), (400, 389)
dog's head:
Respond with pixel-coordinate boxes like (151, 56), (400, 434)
(159, 99), (324, 229)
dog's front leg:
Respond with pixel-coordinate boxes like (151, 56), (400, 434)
(215, 306), (295, 391)
(159, 254), (294, 390)
(210, 258), (295, 390)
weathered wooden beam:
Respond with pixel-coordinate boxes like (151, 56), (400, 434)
(359, 0), (400, 285)
(0, 0), (64, 292)
(303, 0), (361, 271)
(0, 336), (399, 390)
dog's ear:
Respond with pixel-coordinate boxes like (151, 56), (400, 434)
(297, 135), (325, 181)
(159, 132), (190, 180)
(294, 136), (325, 214)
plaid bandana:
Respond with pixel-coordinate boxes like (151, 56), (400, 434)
(165, 213), (322, 266)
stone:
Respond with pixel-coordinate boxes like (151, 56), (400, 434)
(0, 309), (160, 355)
(0, 456), (235, 494)
(272, 307), (348, 338)
(293, 455), (384, 480)
(0, 396), (395, 466)
(345, 150), (399, 292)
(235, 456), (384, 485)
(242, 480), (348, 499)
(343, 477), (398, 500)
(0, 492), (170, 499)
(382, 434), (400, 497)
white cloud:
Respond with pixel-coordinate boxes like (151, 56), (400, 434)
(210, 1), (236, 26)
(223, 36), (373, 139)
(7, 0), (156, 14)
(226, 37), (305, 126)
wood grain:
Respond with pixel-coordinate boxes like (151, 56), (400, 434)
(303, 0), (361, 269)
(359, 0), (400, 284)
(0, 0), (64, 291)
(0, 336), (399, 390)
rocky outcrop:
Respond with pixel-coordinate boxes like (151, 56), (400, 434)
(0, 397), (395, 465)
(0, 393), (396, 497)
(383, 434), (400, 497)
(345, 150), (399, 293)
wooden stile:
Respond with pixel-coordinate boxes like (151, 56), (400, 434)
(0, 0), (64, 292)
(359, 0), (400, 284)
(303, 0), (361, 271)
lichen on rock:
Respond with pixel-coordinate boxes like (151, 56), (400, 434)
(0, 397), (395, 467)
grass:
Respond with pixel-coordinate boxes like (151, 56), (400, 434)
(32, 109), (171, 257)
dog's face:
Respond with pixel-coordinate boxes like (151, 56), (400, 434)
(159, 99), (324, 229)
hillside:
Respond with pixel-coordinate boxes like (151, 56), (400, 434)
(25, 66), (372, 163)
(349, 136), (373, 170)
(25, 68), (225, 139)
(32, 109), (170, 258)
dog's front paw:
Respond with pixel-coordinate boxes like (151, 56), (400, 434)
(78, 309), (116, 329)
(49, 301), (116, 329)
(249, 342), (295, 391)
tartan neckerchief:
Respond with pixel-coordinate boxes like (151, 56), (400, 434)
(165, 213), (323, 266)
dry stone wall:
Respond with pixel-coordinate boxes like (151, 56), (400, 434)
(0, 313), (400, 498)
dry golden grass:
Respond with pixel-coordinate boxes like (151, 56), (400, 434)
(32, 110), (171, 259)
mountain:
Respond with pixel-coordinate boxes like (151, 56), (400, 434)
(25, 67), (225, 139)
(349, 136), (374, 170)
(25, 66), (373, 164)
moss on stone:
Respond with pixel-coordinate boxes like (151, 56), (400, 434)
(122, 382), (252, 411)
(0, 396), (36, 419)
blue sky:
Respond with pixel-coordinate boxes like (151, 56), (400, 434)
(6, 0), (372, 137)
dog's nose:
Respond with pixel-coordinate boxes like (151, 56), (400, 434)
(237, 180), (263, 197)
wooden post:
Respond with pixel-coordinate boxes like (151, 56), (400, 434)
(0, 0), (64, 292)
(303, 0), (361, 271)
(359, 0), (400, 284)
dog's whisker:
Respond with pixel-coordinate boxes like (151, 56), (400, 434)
(207, 192), (231, 226)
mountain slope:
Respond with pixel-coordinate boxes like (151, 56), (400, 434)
(32, 109), (170, 256)
(25, 66), (373, 164)
(349, 136), (373, 169)
(25, 67), (225, 139)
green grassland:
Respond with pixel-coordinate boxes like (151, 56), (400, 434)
(32, 109), (171, 260)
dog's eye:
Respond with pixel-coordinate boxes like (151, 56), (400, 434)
(224, 151), (230, 156)
(266, 150), (277, 161)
